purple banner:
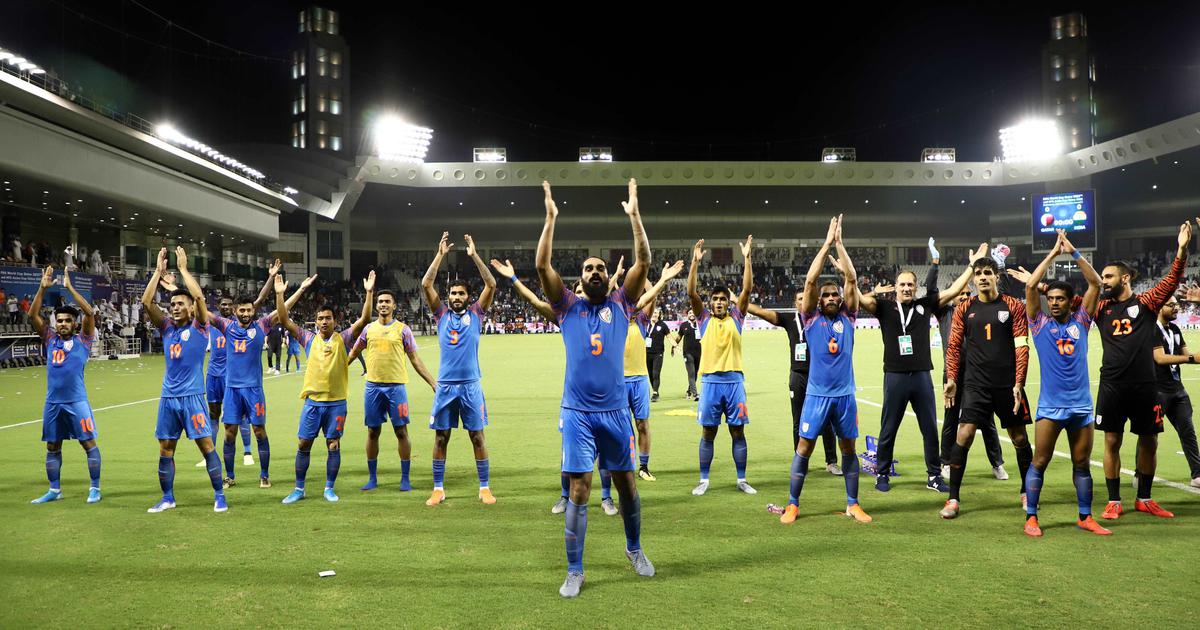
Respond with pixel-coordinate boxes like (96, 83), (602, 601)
(0, 266), (112, 304)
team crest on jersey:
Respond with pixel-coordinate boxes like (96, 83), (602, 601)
(462, 313), (472, 326)
(181, 329), (191, 342)
(832, 321), (845, 334)
(599, 307), (612, 323)
(64, 339), (74, 352)
(248, 328), (257, 339)
(1067, 325), (1080, 340)
(998, 311), (1009, 323)
(916, 305), (925, 315)
(1127, 305), (1140, 319)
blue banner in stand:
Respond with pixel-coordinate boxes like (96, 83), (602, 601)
(0, 336), (42, 361)
(0, 266), (113, 304)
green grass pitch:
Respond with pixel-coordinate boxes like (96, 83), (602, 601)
(2, 328), (1199, 627)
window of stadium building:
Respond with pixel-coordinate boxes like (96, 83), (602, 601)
(317, 230), (343, 259)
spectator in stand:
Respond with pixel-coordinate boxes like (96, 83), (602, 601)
(7, 293), (19, 323)
(20, 294), (32, 323)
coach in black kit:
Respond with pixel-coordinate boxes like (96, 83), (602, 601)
(1153, 296), (1200, 488)
(645, 309), (671, 402)
(671, 312), (702, 400)
(858, 243), (982, 492)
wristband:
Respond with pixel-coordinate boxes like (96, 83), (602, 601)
(1071, 250), (1082, 260)
(509, 275), (519, 284)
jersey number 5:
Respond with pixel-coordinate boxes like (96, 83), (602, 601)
(1111, 319), (1133, 336)
(590, 333), (603, 356)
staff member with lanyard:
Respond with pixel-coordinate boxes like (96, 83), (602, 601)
(857, 241), (985, 493)
(645, 308), (672, 402)
(748, 291), (842, 476)
(1154, 295), (1200, 488)
(671, 311), (703, 401)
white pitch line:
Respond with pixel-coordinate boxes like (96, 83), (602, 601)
(0, 371), (300, 431)
(855, 397), (1200, 496)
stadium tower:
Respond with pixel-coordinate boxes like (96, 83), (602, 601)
(290, 5), (350, 155)
(1042, 12), (1096, 151)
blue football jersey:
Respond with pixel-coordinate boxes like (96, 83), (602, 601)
(435, 302), (484, 383)
(1030, 309), (1093, 409)
(803, 306), (857, 397)
(553, 286), (636, 412)
(207, 320), (228, 378)
(213, 314), (272, 389)
(44, 330), (94, 404)
(160, 318), (210, 397)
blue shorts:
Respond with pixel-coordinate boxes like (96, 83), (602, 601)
(287, 341), (302, 356)
(205, 373), (226, 404)
(697, 381), (749, 426)
(799, 393), (858, 440)
(364, 382), (409, 428)
(223, 386), (266, 426)
(155, 394), (213, 441)
(560, 408), (636, 473)
(1037, 406), (1094, 432)
(429, 381), (488, 431)
(299, 400), (348, 440)
(625, 376), (651, 421)
(42, 401), (97, 443)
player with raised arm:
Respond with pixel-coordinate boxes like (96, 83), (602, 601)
(29, 266), (102, 504)
(141, 247), (228, 513)
(350, 278), (437, 493)
(624, 260), (685, 484)
(421, 232), (499, 506)
(1092, 220), (1192, 520)
(1021, 231), (1110, 536)
(857, 242), (985, 493)
(779, 216), (872, 524)
(687, 235), (756, 496)
(940, 252), (1033, 519)
(281, 273), (373, 503)
(541, 179), (654, 598)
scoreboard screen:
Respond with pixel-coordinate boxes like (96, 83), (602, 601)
(1032, 190), (1097, 252)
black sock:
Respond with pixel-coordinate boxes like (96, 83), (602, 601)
(1136, 471), (1152, 500)
(1105, 477), (1121, 502)
(949, 443), (969, 502)
(1015, 444), (1033, 495)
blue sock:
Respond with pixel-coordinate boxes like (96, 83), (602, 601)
(240, 423), (251, 453)
(326, 449), (341, 489)
(600, 469), (612, 500)
(560, 472), (569, 498)
(699, 438), (714, 481)
(204, 450), (223, 494)
(295, 449), (311, 490)
(257, 437), (270, 479)
(367, 458), (378, 482)
(1073, 467), (1093, 517)
(223, 439), (236, 479)
(85, 446), (101, 489)
(157, 455), (175, 498)
(621, 492), (642, 552)
(46, 450), (63, 491)
(842, 454), (860, 506)
(732, 437), (748, 480)
(564, 500), (589, 573)
(789, 453), (810, 505)
(401, 459), (411, 483)
(433, 459), (446, 490)
(1025, 465), (1045, 516)
(639, 453), (649, 469)
(476, 459), (490, 489)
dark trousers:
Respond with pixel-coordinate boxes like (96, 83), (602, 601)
(940, 372), (1004, 467)
(789, 371), (836, 464)
(267, 344), (281, 369)
(647, 351), (664, 393)
(1160, 384), (1200, 478)
(877, 371), (940, 477)
(683, 353), (699, 396)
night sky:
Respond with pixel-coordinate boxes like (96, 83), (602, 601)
(3, 1), (1199, 163)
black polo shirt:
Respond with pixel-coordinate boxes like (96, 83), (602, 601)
(876, 296), (937, 372)
(677, 320), (702, 356)
(647, 320), (671, 354)
(771, 310), (809, 375)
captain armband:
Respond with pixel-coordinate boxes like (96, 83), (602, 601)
(1013, 336), (1029, 348)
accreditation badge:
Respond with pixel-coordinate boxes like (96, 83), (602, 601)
(794, 342), (807, 362)
(898, 334), (914, 356)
